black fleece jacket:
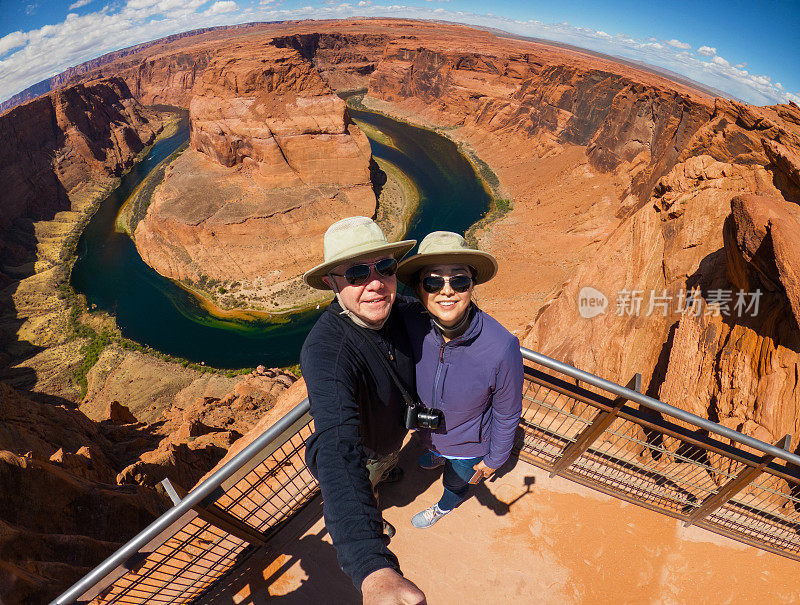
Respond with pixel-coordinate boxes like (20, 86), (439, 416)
(301, 297), (414, 589)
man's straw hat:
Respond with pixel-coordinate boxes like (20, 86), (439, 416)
(396, 231), (497, 285)
(303, 216), (416, 290)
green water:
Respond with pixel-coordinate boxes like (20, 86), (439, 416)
(70, 105), (492, 368)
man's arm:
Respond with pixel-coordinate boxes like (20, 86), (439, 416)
(302, 336), (400, 589)
(482, 337), (524, 470)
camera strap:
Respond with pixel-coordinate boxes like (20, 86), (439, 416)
(332, 309), (418, 408)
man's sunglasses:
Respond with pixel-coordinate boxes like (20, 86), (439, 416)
(330, 258), (397, 286)
(421, 274), (473, 294)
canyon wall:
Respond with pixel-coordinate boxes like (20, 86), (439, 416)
(272, 32), (390, 91)
(133, 42), (376, 310)
(523, 99), (800, 446)
(0, 77), (160, 267)
(1, 22), (399, 116)
(368, 37), (714, 213)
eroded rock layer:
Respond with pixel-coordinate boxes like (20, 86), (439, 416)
(367, 34), (714, 213)
(522, 100), (800, 447)
(133, 43), (375, 310)
(0, 367), (298, 604)
(0, 77), (159, 266)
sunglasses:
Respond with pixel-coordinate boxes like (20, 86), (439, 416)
(330, 257), (397, 286)
(421, 274), (473, 294)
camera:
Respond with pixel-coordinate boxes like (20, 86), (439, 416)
(404, 403), (443, 430)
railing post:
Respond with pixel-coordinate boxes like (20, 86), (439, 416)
(160, 478), (268, 547)
(683, 435), (792, 527)
(549, 373), (641, 478)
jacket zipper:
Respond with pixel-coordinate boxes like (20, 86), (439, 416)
(432, 343), (445, 406)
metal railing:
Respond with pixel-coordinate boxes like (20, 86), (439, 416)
(518, 349), (800, 560)
(54, 347), (800, 604)
(53, 401), (316, 605)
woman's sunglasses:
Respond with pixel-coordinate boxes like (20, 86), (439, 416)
(421, 274), (473, 294)
(330, 257), (398, 286)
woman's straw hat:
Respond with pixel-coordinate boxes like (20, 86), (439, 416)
(396, 231), (497, 285)
(303, 216), (416, 290)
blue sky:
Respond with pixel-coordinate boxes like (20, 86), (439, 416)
(0, 0), (798, 105)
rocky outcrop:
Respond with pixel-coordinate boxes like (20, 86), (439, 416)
(0, 382), (169, 604)
(0, 364), (297, 604)
(133, 43), (376, 310)
(117, 367), (297, 490)
(522, 98), (800, 447)
(0, 451), (168, 604)
(0, 77), (159, 266)
(272, 32), (390, 91)
(655, 194), (800, 444)
(0, 382), (110, 458)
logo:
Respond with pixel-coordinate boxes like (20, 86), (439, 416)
(578, 286), (608, 319)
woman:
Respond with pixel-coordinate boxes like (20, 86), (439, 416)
(397, 231), (524, 528)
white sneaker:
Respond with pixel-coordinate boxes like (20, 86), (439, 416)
(411, 504), (450, 528)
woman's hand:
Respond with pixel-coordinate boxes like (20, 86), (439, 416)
(471, 460), (496, 482)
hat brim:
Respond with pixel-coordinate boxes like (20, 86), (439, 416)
(303, 240), (416, 290)
(396, 250), (498, 286)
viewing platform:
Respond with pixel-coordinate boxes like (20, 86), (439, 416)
(204, 439), (800, 604)
(54, 349), (800, 605)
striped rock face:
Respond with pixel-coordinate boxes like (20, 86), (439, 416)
(134, 43), (376, 312)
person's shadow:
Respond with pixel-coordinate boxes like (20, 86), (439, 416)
(379, 432), (535, 517)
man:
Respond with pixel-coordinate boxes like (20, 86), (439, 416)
(301, 216), (426, 604)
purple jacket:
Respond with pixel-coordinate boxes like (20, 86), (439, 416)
(402, 303), (524, 469)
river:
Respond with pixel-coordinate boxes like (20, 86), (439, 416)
(70, 103), (491, 368)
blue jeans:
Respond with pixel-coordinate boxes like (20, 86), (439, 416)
(438, 455), (483, 511)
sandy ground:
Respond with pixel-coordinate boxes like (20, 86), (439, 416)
(205, 438), (800, 605)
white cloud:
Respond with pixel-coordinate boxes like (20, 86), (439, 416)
(69, 0), (93, 9)
(358, 0), (371, 5)
(0, 31), (28, 57)
(697, 45), (716, 56)
(711, 56), (729, 67)
(667, 39), (691, 50)
(206, 1), (238, 15)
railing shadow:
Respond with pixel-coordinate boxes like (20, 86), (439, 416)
(208, 525), (360, 605)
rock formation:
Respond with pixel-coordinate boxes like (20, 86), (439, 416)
(0, 77), (159, 267)
(367, 35), (715, 212)
(133, 42), (376, 310)
(0, 383), (169, 603)
(272, 31), (390, 91)
(0, 25), (260, 114)
(0, 367), (297, 604)
(522, 100), (800, 447)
